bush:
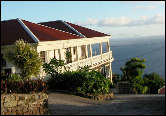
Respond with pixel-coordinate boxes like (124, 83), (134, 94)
(76, 70), (111, 96)
(1, 79), (47, 94)
(46, 66), (111, 96)
(131, 76), (144, 94)
(142, 86), (149, 94)
(143, 72), (165, 94)
(43, 58), (65, 77)
(8, 73), (22, 81)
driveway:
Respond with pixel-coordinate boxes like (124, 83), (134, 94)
(48, 92), (165, 115)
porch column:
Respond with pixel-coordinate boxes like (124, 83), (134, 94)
(70, 47), (73, 62)
(107, 41), (110, 52)
(107, 41), (111, 59)
(89, 44), (93, 66)
(89, 44), (92, 57)
(85, 45), (88, 58)
(76, 46), (79, 61)
(99, 42), (103, 59)
(45, 51), (48, 63)
(58, 49), (61, 60)
(109, 62), (113, 83)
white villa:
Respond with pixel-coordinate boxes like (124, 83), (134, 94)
(1, 18), (114, 82)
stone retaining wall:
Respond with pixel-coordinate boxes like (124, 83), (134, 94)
(1, 92), (48, 115)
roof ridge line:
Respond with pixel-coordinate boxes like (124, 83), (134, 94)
(22, 19), (82, 37)
(65, 21), (110, 35)
(60, 20), (86, 38)
(17, 18), (40, 43)
(37, 23), (81, 37)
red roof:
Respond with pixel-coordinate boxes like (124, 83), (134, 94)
(38, 21), (79, 36)
(1, 19), (35, 45)
(1, 18), (110, 45)
(39, 20), (110, 38)
(22, 20), (81, 41)
(65, 21), (110, 38)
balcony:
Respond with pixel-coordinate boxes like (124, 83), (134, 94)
(65, 51), (113, 71)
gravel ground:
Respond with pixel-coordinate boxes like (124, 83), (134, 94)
(48, 92), (165, 115)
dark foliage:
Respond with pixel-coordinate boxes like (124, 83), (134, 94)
(143, 72), (165, 94)
(45, 64), (111, 96)
(1, 79), (47, 94)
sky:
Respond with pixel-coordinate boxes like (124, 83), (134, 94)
(1, 1), (165, 39)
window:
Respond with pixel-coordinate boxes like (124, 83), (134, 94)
(40, 51), (46, 62)
(102, 42), (108, 53)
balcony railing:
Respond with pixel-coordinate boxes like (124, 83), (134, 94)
(64, 51), (113, 71)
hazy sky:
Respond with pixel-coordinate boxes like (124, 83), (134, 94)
(1, 1), (165, 38)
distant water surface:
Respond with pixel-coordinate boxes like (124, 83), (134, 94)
(109, 35), (165, 79)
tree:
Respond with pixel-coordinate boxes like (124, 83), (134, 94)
(120, 57), (146, 81)
(131, 76), (148, 94)
(143, 72), (165, 94)
(42, 58), (65, 77)
(5, 39), (42, 79)
(120, 57), (148, 94)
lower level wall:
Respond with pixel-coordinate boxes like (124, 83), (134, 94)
(1, 92), (48, 115)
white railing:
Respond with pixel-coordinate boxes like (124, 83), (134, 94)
(64, 51), (113, 71)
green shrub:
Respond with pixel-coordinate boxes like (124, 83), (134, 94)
(131, 76), (143, 93)
(1, 79), (47, 94)
(46, 65), (111, 96)
(43, 58), (65, 77)
(44, 58), (111, 96)
(75, 70), (111, 96)
(143, 72), (165, 94)
(142, 86), (148, 94)
(8, 73), (22, 81)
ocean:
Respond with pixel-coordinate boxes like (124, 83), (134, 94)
(109, 35), (165, 80)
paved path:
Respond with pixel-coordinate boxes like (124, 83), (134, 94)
(48, 92), (165, 115)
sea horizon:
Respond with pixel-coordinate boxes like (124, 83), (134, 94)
(109, 35), (165, 80)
